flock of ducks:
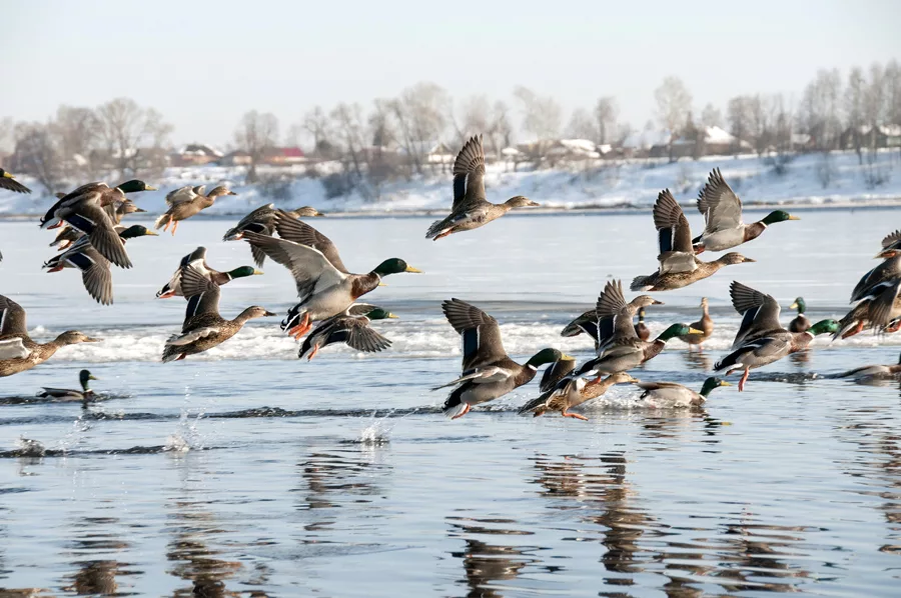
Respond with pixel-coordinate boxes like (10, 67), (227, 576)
(0, 136), (899, 416)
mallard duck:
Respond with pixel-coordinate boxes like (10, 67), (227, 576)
(850, 241), (901, 303)
(634, 307), (650, 341)
(788, 297), (810, 332)
(36, 369), (98, 402)
(425, 135), (538, 240)
(43, 225), (158, 305)
(162, 266), (276, 362)
(0, 295), (101, 377)
(835, 352), (901, 379)
(538, 355), (577, 392)
(691, 168), (799, 253)
(636, 376), (731, 408)
(677, 297), (714, 350)
(519, 372), (638, 420)
(876, 229), (901, 258)
(155, 185), (236, 235)
(298, 304), (397, 360)
(715, 281), (838, 390)
(434, 299), (574, 419)
(631, 190), (754, 292)
(0, 168), (31, 194)
(40, 180), (156, 229)
(560, 282), (663, 351)
(244, 210), (421, 339)
(156, 247), (262, 299)
(224, 204), (324, 267)
(50, 200), (146, 251)
(836, 278), (901, 339)
(576, 322), (700, 377)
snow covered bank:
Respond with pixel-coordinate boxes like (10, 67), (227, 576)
(2, 150), (900, 218)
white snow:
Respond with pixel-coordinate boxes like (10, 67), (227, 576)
(1, 149), (900, 217)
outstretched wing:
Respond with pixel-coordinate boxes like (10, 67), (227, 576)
(332, 318), (392, 353)
(654, 189), (696, 273)
(595, 280), (638, 343)
(166, 186), (199, 206)
(181, 265), (222, 324)
(697, 168), (743, 233)
(880, 229), (901, 250)
(0, 176), (31, 194)
(441, 298), (507, 371)
(729, 281), (783, 349)
(272, 211), (349, 273)
(0, 295), (27, 336)
(452, 135), (487, 210)
(243, 232), (345, 300)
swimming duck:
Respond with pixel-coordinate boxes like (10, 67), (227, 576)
(634, 307), (651, 341)
(40, 180), (156, 230)
(677, 297), (714, 350)
(715, 281), (838, 390)
(631, 190), (754, 292)
(692, 168), (799, 253)
(155, 185), (236, 235)
(156, 247), (262, 299)
(0, 295), (101, 377)
(162, 266), (276, 362)
(0, 168), (31, 194)
(425, 135), (538, 240)
(519, 372), (638, 420)
(36, 369), (99, 402)
(788, 297), (810, 333)
(434, 299), (574, 419)
(636, 376), (731, 408)
(835, 352), (901, 379)
(244, 211), (421, 339)
(43, 225), (158, 305)
(224, 204), (325, 267)
(298, 304), (397, 360)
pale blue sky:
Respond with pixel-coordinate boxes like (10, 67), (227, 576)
(2, 0), (898, 147)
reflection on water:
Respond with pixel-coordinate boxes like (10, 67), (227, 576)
(681, 351), (713, 372)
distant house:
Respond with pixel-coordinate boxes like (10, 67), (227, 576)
(170, 143), (223, 167)
(546, 139), (601, 161)
(264, 147), (306, 165)
(427, 142), (455, 164)
(621, 129), (672, 158)
(221, 150), (252, 166)
(840, 124), (901, 149)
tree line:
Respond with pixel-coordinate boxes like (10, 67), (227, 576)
(1, 60), (899, 198)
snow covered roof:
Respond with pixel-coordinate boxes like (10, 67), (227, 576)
(177, 143), (223, 158)
(704, 126), (734, 144)
(558, 139), (597, 154)
(501, 147), (521, 157)
(622, 129), (671, 150)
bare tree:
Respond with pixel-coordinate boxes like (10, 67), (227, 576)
(484, 100), (513, 160)
(95, 98), (172, 179)
(330, 103), (368, 186)
(234, 110), (279, 183)
(301, 106), (336, 159)
(863, 62), (885, 150)
(727, 96), (750, 155)
(0, 117), (14, 155)
(53, 106), (102, 179)
(565, 107), (596, 140)
(799, 68), (842, 150)
(594, 97), (618, 145)
(844, 67), (866, 162)
(700, 103), (724, 129)
(885, 59), (901, 129)
(654, 76), (692, 162)
(13, 122), (63, 194)
(513, 86), (562, 163)
(390, 82), (449, 176)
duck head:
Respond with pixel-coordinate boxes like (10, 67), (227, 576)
(717, 253), (755, 266)
(116, 180), (157, 193)
(790, 297), (806, 313)
(504, 196), (540, 208)
(119, 225), (159, 239)
(809, 319), (839, 336)
(761, 210), (800, 225)
(526, 348), (574, 368)
(366, 307), (399, 320)
(657, 323), (702, 341)
(208, 186), (237, 198)
(372, 258), (423, 277)
(227, 265), (264, 279)
(700, 376), (731, 397)
(55, 331), (102, 346)
(79, 369), (98, 391)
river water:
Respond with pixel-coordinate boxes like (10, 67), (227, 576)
(1, 208), (900, 596)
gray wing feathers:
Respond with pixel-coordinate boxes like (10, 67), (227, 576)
(698, 168), (743, 233)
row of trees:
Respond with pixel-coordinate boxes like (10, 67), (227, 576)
(2, 60), (899, 197)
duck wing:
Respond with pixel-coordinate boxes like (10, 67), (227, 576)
(328, 318), (392, 353)
(595, 280), (639, 342)
(729, 281), (782, 349)
(243, 232), (346, 300)
(272, 211), (349, 273)
(58, 197), (132, 269)
(868, 279), (901, 328)
(0, 176), (31, 194)
(881, 229), (901, 251)
(654, 189), (696, 274)
(180, 266), (222, 323)
(452, 135), (487, 210)
(441, 298), (508, 371)
(40, 183), (106, 228)
(697, 168), (743, 234)
(0, 295), (28, 336)
(58, 247), (113, 305)
(224, 204), (275, 240)
(166, 186), (199, 206)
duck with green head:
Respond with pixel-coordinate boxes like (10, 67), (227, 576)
(299, 304), (398, 360)
(243, 211), (421, 339)
(37, 369), (99, 403)
(789, 297), (810, 332)
(40, 179), (156, 229)
(157, 247), (263, 299)
(692, 168), (799, 253)
(434, 299), (575, 419)
(43, 225), (158, 305)
(637, 376), (731, 408)
(577, 322), (701, 378)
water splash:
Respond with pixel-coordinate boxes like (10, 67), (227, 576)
(15, 437), (47, 457)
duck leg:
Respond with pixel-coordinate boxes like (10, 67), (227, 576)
(306, 344), (320, 361)
(450, 403), (471, 419)
(433, 228), (455, 241)
(289, 313), (312, 339)
(170, 220), (179, 236)
(738, 367), (750, 392)
(842, 320), (866, 339)
(561, 408), (588, 421)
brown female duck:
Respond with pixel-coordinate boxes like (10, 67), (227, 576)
(678, 297), (714, 350)
(155, 185), (236, 235)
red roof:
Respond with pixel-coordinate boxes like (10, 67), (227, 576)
(276, 147), (304, 158)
